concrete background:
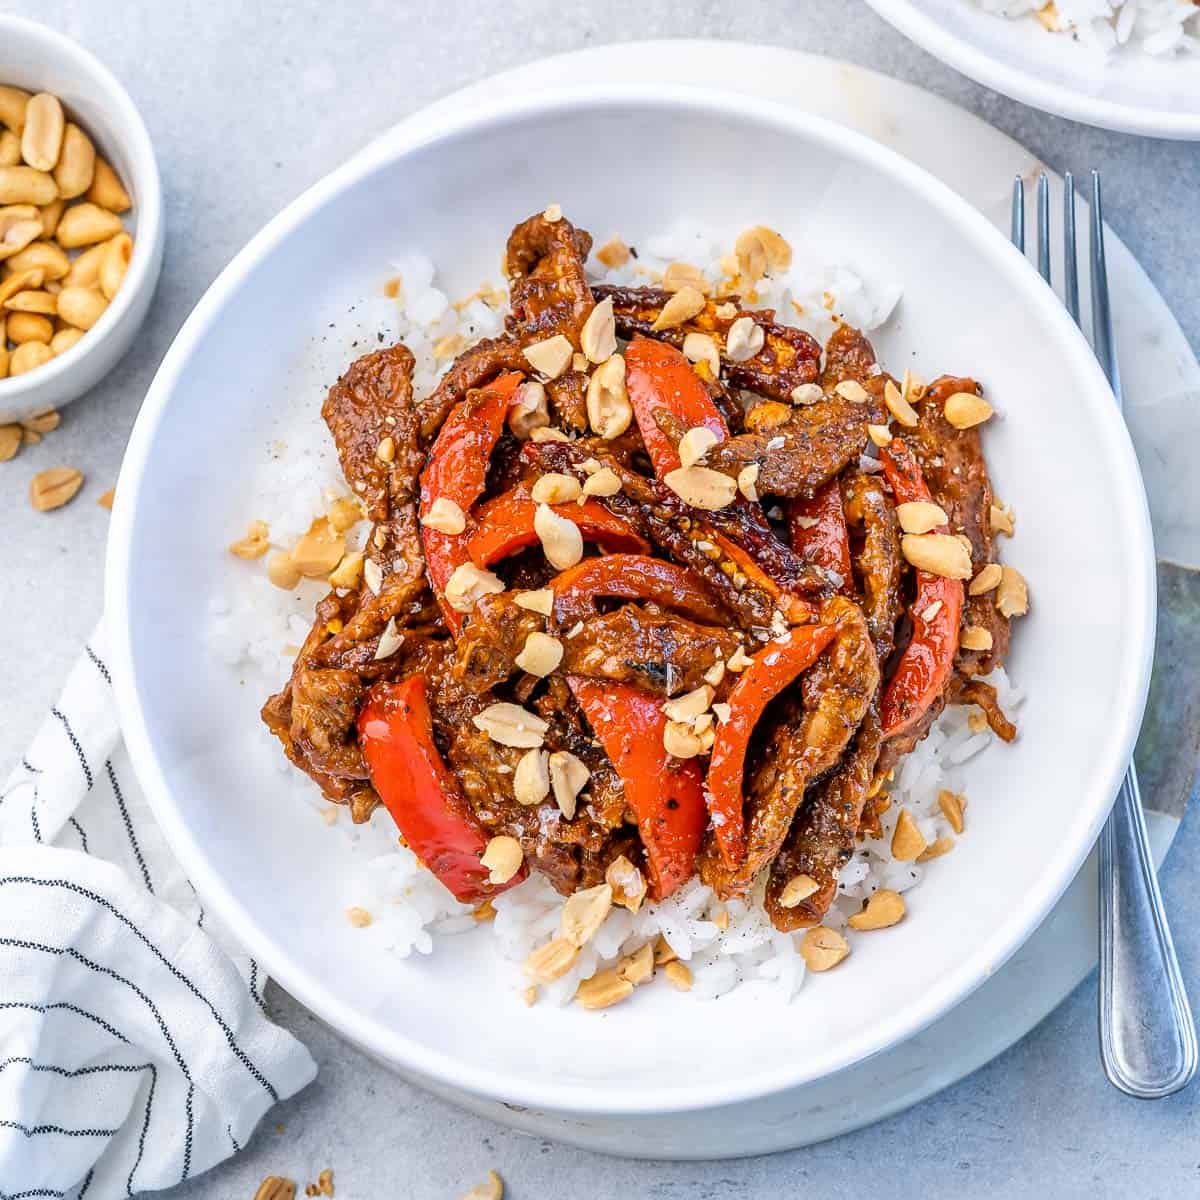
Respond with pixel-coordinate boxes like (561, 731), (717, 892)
(2, 2), (1199, 1197)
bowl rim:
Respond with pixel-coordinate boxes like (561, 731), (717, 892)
(0, 14), (163, 402)
(862, 0), (1200, 140)
(105, 81), (1157, 1114)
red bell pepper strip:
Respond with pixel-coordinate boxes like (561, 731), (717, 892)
(788, 479), (853, 593)
(358, 675), (527, 903)
(549, 554), (727, 629)
(705, 623), (839, 868)
(625, 335), (728, 475)
(569, 676), (707, 900)
(419, 372), (524, 636)
(465, 488), (648, 568)
(625, 336), (817, 624)
(878, 439), (964, 739)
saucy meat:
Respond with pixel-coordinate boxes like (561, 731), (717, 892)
(765, 706), (884, 930)
(660, 389), (881, 500)
(261, 207), (1021, 941)
(911, 375), (1012, 679)
(593, 284), (822, 401)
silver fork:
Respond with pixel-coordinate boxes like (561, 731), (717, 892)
(1012, 172), (1197, 1098)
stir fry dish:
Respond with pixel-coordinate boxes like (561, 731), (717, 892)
(261, 207), (1027, 935)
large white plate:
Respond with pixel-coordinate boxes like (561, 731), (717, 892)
(106, 83), (1155, 1127)
(865, 0), (1200, 138)
(355, 42), (1197, 1156)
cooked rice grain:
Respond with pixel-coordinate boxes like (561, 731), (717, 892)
(973, 0), (1200, 56)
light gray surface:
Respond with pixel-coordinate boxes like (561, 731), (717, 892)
(2, 1), (1199, 1197)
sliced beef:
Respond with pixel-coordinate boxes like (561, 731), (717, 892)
(843, 473), (903, 664)
(319, 344), (430, 658)
(261, 591), (382, 821)
(430, 666), (633, 897)
(505, 212), (594, 341)
(658, 391), (879, 500)
(593, 284), (821, 400)
(416, 214), (595, 442)
(322, 343), (420, 523)
(950, 677), (1017, 742)
(527, 439), (829, 630)
(819, 323), (879, 389)
(452, 591), (545, 694)
(572, 427), (652, 473)
(289, 667), (370, 781)
(560, 604), (741, 697)
(262, 343), (428, 821)
(531, 675), (629, 834)
(910, 375), (1011, 677)
(765, 706), (883, 930)
(546, 369), (589, 433)
(417, 335), (529, 444)
(874, 694), (945, 780)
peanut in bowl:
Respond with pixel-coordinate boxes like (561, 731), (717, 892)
(0, 16), (162, 423)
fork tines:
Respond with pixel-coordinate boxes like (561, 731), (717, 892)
(1011, 170), (1121, 407)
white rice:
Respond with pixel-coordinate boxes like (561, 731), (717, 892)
(972, 0), (1200, 56)
(209, 220), (1022, 1008)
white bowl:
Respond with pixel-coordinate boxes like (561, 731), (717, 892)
(865, 0), (1200, 139)
(0, 16), (163, 423)
(106, 85), (1154, 1120)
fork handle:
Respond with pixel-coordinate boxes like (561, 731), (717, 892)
(1098, 764), (1197, 1098)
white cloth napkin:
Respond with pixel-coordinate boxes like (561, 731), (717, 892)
(0, 624), (317, 1199)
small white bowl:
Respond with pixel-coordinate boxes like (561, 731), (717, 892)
(0, 16), (163, 423)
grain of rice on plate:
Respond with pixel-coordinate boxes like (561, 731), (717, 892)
(213, 211), (1027, 1010)
(973, 0), (1200, 56)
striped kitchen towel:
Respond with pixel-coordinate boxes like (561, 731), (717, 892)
(0, 624), (316, 1199)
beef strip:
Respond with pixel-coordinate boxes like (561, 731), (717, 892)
(316, 345), (429, 660)
(642, 320), (885, 499)
(843, 472), (903, 664)
(416, 213), (596, 442)
(593, 284), (821, 401)
(765, 706), (884, 930)
(451, 591), (739, 700)
(261, 344), (427, 820)
(261, 591), (380, 822)
(874, 694), (944, 780)
(528, 440), (829, 630)
(505, 212), (594, 340)
(701, 372), (746, 433)
(416, 336), (528, 444)
(950, 677), (1017, 742)
(546, 369), (589, 433)
(559, 604), (742, 696)
(819, 322), (880, 389)
(656, 391), (879, 500)
(910, 375), (1011, 677)
(452, 591), (545, 694)
(531, 675), (630, 834)
(872, 375), (1017, 775)
(700, 595), (880, 899)
(288, 667), (369, 780)
(572, 427), (652, 472)
(427, 660), (633, 897)
(322, 344), (420, 523)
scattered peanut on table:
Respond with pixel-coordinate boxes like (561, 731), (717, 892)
(0, 83), (135, 382)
